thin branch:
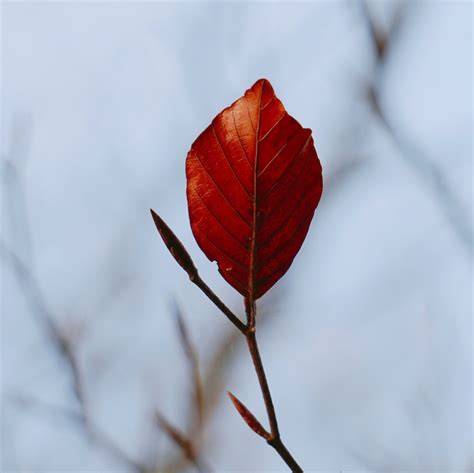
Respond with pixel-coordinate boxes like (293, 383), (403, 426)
(2, 243), (149, 473)
(244, 299), (278, 438)
(155, 412), (208, 472)
(192, 277), (247, 334)
(153, 304), (213, 473)
(159, 289), (284, 473)
(8, 392), (85, 427)
(151, 213), (303, 471)
(8, 392), (151, 472)
(359, 0), (472, 255)
(174, 302), (205, 430)
(155, 411), (210, 473)
(150, 209), (246, 333)
(2, 143), (149, 473)
(242, 298), (302, 472)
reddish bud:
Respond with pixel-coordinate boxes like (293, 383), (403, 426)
(150, 209), (198, 280)
(227, 391), (270, 440)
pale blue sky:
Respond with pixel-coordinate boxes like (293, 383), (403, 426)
(2, 1), (472, 470)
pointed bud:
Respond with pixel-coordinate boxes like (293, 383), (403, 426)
(150, 209), (198, 281)
(227, 391), (270, 440)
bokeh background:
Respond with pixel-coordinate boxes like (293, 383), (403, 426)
(1, 1), (472, 471)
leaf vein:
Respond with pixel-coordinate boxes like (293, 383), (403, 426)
(196, 227), (248, 273)
(258, 112), (287, 143)
(244, 95), (256, 132)
(260, 133), (312, 203)
(190, 149), (251, 229)
(211, 123), (251, 199)
(257, 193), (317, 286)
(257, 128), (301, 178)
(192, 186), (249, 256)
(260, 94), (275, 111)
(231, 107), (252, 170)
(259, 162), (315, 248)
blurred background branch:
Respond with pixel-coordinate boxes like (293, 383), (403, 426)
(1, 127), (150, 473)
(359, 0), (472, 255)
(1, 1), (471, 471)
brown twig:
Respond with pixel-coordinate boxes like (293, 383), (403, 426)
(243, 298), (302, 472)
(151, 212), (303, 471)
(159, 285), (287, 473)
(244, 299), (277, 437)
(150, 209), (246, 334)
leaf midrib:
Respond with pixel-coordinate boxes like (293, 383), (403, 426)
(248, 81), (265, 302)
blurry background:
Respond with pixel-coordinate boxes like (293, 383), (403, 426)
(1, 1), (472, 471)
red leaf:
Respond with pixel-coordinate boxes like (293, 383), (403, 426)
(186, 79), (323, 300)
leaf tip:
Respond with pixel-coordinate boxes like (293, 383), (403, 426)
(150, 208), (161, 228)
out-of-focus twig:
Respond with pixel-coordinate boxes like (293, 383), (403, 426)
(359, 0), (404, 63)
(155, 413), (197, 464)
(155, 411), (211, 473)
(1, 244), (149, 473)
(8, 391), (86, 427)
(174, 302), (205, 431)
(359, 0), (472, 255)
(1, 131), (150, 473)
(153, 306), (211, 473)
